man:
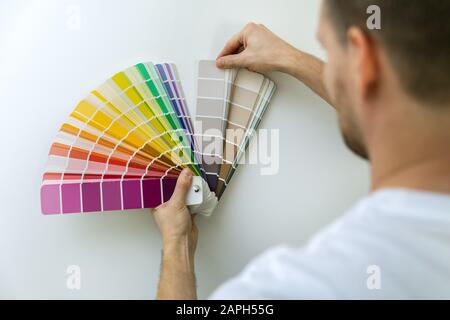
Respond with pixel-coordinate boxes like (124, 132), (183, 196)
(153, 0), (450, 299)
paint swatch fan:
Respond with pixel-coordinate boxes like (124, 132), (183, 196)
(40, 61), (275, 215)
(195, 61), (276, 198)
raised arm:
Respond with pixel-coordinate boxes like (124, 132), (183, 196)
(216, 23), (332, 106)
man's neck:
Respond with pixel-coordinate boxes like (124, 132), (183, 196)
(371, 152), (450, 194)
(369, 105), (450, 195)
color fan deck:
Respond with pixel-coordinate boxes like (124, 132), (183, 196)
(40, 61), (276, 215)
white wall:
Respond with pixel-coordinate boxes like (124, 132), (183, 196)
(0, 0), (369, 299)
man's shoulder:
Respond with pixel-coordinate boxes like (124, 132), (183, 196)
(210, 190), (450, 299)
(209, 244), (339, 299)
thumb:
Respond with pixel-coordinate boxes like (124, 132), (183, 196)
(216, 53), (248, 69)
(169, 168), (193, 207)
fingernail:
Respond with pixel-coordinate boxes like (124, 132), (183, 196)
(181, 168), (192, 177)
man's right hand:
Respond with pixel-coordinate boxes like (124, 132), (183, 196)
(216, 22), (298, 74)
(217, 22), (331, 105)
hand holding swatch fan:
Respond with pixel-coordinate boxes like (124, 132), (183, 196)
(40, 61), (276, 216)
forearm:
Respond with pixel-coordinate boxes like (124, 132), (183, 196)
(157, 237), (197, 300)
(278, 46), (333, 106)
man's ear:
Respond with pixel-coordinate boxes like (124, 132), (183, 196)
(347, 27), (380, 100)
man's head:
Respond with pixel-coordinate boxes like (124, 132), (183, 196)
(317, 0), (450, 160)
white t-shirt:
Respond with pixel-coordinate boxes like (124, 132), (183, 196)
(209, 189), (450, 299)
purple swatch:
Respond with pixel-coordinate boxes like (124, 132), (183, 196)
(61, 183), (81, 214)
(162, 178), (177, 202)
(102, 181), (122, 211)
(122, 180), (142, 209)
(82, 182), (101, 212)
(142, 179), (162, 208)
(41, 184), (61, 215)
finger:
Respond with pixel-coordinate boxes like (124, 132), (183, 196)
(169, 168), (193, 206)
(216, 30), (244, 60)
(216, 52), (250, 69)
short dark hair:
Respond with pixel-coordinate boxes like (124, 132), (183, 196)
(325, 0), (450, 107)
